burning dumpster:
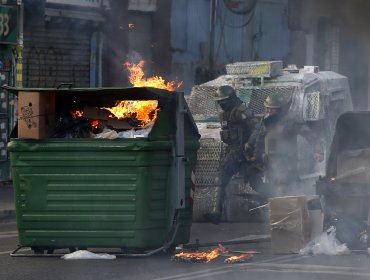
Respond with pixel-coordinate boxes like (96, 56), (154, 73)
(6, 86), (200, 254)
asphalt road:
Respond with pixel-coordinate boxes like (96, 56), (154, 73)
(1, 222), (370, 280)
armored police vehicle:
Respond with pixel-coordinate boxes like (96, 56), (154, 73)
(188, 61), (353, 222)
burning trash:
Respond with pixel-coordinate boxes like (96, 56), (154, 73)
(50, 60), (182, 139)
(171, 244), (228, 263)
(171, 244), (255, 264)
(224, 253), (254, 264)
(101, 100), (159, 128)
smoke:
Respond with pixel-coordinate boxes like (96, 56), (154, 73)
(299, 0), (370, 110)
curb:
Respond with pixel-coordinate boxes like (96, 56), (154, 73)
(0, 209), (16, 222)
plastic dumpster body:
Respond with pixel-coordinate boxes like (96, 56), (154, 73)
(7, 86), (200, 251)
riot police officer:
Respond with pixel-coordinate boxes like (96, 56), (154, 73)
(204, 85), (259, 224)
(251, 95), (324, 196)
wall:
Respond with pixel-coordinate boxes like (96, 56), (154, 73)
(290, 0), (370, 110)
(171, 0), (210, 93)
(103, 0), (129, 86)
(171, 0), (258, 94)
(170, 0), (292, 94)
(252, 0), (289, 61)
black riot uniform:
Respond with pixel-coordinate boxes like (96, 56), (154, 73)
(204, 85), (260, 224)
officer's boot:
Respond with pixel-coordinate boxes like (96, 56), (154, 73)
(204, 186), (225, 225)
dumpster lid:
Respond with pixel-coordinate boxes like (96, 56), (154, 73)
(3, 85), (177, 101)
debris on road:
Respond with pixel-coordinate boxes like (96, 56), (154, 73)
(171, 244), (255, 264)
(61, 250), (116, 260)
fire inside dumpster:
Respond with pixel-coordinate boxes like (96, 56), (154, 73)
(62, 99), (160, 139)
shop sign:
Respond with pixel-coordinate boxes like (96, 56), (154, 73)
(0, 5), (18, 44)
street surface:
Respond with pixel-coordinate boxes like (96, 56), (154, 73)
(1, 221), (370, 280)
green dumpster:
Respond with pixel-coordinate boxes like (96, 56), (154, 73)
(6, 86), (200, 252)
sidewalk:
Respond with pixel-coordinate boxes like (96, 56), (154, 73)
(0, 183), (15, 222)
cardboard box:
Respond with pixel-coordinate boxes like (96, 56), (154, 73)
(18, 91), (56, 139)
(269, 196), (310, 254)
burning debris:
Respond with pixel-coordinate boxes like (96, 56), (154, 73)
(101, 100), (159, 127)
(16, 58), (183, 140)
(224, 253), (254, 264)
(171, 244), (228, 263)
(50, 59), (182, 139)
(60, 101), (158, 139)
(171, 244), (255, 264)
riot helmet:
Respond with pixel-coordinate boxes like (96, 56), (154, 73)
(264, 95), (285, 118)
(264, 95), (284, 108)
(215, 85), (237, 101)
(215, 86), (237, 111)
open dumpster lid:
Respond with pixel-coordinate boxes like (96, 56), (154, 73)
(3, 85), (178, 101)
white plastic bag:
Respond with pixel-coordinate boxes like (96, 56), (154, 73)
(299, 226), (350, 255)
(94, 128), (118, 139)
(134, 121), (154, 138)
(61, 250), (116, 260)
(117, 128), (135, 138)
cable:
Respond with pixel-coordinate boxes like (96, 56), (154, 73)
(224, 8), (255, 29)
(223, 0), (258, 15)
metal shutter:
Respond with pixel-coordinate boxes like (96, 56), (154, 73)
(23, 26), (91, 88)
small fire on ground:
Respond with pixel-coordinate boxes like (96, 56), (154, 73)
(224, 253), (254, 264)
(171, 244), (255, 264)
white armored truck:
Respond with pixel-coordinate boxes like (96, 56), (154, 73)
(188, 61), (353, 222)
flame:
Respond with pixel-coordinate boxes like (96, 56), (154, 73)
(71, 110), (84, 118)
(225, 253), (253, 263)
(124, 60), (182, 91)
(90, 119), (99, 129)
(330, 177), (336, 181)
(128, 23), (135, 29)
(173, 244), (228, 263)
(102, 100), (159, 127)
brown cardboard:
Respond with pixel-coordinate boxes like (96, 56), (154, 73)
(18, 91), (56, 139)
(106, 118), (133, 130)
(269, 196), (310, 254)
(83, 106), (110, 120)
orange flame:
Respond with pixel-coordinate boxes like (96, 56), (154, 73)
(128, 23), (135, 29)
(71, 110), (84, 119)
(124, 60), (182, 91)
(173, 244), (228, 263)
(90, 119), (99, 129)
(225, 253), (253, 263)
(102, 100), (159, 127)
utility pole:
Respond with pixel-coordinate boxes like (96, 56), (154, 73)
(209, 0), (217, 79)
